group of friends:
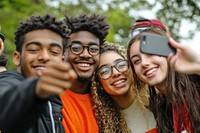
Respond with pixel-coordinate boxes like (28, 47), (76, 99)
(0, 13), (199, 133)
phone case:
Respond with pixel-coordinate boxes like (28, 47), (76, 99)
(140, 32), (176, 57)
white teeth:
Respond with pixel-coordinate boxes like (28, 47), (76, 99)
(113, 80), (125, 86)
(35, 67), (45, 70)
(146, 68), (157, 75)
(78, 63), (90, 67)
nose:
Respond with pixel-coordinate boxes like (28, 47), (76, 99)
(111, 66), (120, 77)
(141, 54), (151, 67)
(38, 50), (50, 62)
(79, 47), (92, 58)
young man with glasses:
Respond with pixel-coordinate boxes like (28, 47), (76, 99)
(60, 14), (109, 133)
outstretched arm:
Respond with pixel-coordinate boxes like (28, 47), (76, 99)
(168, 37), (200, 75)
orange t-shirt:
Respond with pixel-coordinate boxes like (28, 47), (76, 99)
(60, 90), (99, 133)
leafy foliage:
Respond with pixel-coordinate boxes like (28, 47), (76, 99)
(1, 0), (200, 69)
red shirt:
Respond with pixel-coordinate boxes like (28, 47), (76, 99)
(172, 102), (192, 133)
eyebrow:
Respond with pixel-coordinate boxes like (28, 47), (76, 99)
(25, 41), (62, 49)
(71, 41), (99, 46)
(99, 58), (124, 68)
(130, 55), (138, 60)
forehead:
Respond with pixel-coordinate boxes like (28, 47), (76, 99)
(69, 31), (99, 45)
(129, 40), (140, 57)
(99, 51), (124, 66)
(23, 29), (63, 47)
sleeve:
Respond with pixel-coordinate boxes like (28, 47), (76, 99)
(0, 72), (47, 131)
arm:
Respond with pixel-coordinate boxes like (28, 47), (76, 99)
(0, 61), (77, 131)
(0, 71), (46, 130)
(168, 37), (200, 75)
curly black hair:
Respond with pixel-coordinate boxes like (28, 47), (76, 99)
(14, 14), (71, 53)
(64, 14), (109, 45)
(0, 53), (8, 67)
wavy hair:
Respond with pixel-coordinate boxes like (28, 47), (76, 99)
(91, 42), (150, 132)
(127, 27), (200, 133)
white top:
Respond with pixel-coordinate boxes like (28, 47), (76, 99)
(121, 100), (156, 133)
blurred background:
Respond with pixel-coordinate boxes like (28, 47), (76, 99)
(0, 0), (199, 70)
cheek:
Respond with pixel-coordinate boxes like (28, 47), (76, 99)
(100, 80), (111, 92)
(133, 65), (140, 76)
(162, 60), (169, 75)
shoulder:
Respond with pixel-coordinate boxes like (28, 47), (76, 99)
(0, 70), (24, 81)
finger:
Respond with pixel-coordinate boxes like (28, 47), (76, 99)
(36, 83), (65, 98)
(46, 61), (73, 72)
(169, 37), (184, 50)
(43, 67), (76, 81)
(40, 76), (73, 89)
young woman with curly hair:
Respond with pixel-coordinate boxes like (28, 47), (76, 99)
(91, 42), (156, 133)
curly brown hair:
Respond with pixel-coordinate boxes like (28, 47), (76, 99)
(15, 14), (71, 53)
(91, 42), (150, 132)
(91, 42), (130, 132)
(64, 14), (109, 45)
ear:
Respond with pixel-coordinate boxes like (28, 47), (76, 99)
(13, 51), (21, 66)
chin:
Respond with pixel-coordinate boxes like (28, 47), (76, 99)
(77, 76), (92, 82)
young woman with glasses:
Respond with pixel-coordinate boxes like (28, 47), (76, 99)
(127, 18), (200, 133)
(91, 42), (156, 133)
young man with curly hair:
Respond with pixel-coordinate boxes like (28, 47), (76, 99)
(60, 14), (109, 133)
(0, 14), (77, 133)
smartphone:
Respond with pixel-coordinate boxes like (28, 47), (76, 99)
(140, 32), (176, 57)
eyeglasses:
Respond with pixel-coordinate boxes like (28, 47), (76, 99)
(97, 60), (129, 80)
(68, 42), (100, 56)
(131, 19), (152, 38)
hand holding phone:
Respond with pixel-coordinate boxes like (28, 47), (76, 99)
(140, 32), (176, 57)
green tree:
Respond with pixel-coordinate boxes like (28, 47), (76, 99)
(1, 0), (200, 69)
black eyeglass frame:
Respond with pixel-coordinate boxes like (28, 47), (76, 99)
(97, 59), (129, 80)
(68, 42), (100, 56)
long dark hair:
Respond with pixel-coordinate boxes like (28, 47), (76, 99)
(127, 28), (174, 133)
(127, 27), (200, 133)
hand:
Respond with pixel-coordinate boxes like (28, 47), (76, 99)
(168, 37), (200, 74)
(35, 61), (77, 98)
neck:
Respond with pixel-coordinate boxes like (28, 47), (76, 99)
(70, 80), (91, 94)
(111, 87), (136, 110)
(156, 84), (167, 96)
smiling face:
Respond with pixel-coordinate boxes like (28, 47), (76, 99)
(98, 51), (129, 96)
(13, 29), (64, 78)
(67, 31), (100, 81)
(129, 40), (168, 92)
